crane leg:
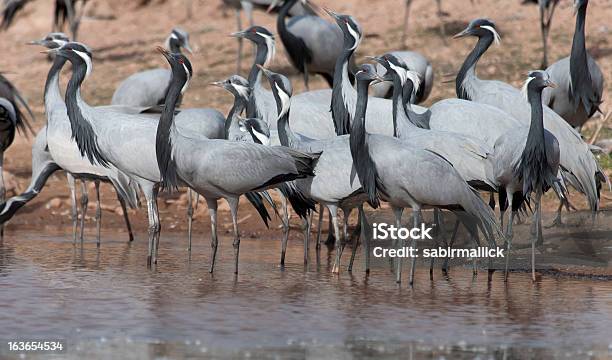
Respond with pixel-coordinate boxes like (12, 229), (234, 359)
(68, 173), (78, 244)
(504, 192), (515, 282)
(532, 191), (543, 281)
(279, 193), (289, 266)
(315, 203), (324, 250)
(228, 197), (241, 275)
(547, 201), (564, 228)
(408, 208), (420, 286)
(303, 62), (309, 91)
(358, 206), (372, 274)
(187, 188), (194, 253)
(325, 211), (335, 246)
(329, 205), (342, 274)
(207, 198), (219, 273)
(442, 220), (460, 272)
(436, 0), (447, 45)
(152, 187), (161, 264)
(79, 180), (88, 243)
(394, 207), (405, 283)
(117, 192), (134, 242)
(303, 210), (312, 265)
(94, 180), (101, 247)
(144, 185), (156, 266)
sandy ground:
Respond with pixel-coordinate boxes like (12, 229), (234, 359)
(0, 0), (610, 272)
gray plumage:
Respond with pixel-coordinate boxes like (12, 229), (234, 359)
(154, 50), (319, 274)
(454, 18), (606, 214)
(375, 54), (496, 191)
(260, 65), (368, 273)
(371, 50), (434, 104)
(542, 0), (604, 129)
(111, 28), (192, 108)
(349, 64), (503, 285)
(491, 71), (561, 280)
(271, 0), (343, 89)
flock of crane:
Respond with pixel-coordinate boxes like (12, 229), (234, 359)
(0, 0), (607, 285)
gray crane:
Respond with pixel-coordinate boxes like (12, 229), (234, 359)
(211, 74), (315, 266)
(58, 42), (276, 266)
(0, 38), (141, 245)
(370, 50), (434, 105)
(111, 28), (193, 108)
(258, 65), (368, 273)
(1, 0), (87, 40)
(154, 48), (319, 274)
(349, 63), (502, 285)
(453, 18), (607, 226)
(373, 53), (497, 192)
(222, 0), (313, 72)
(522, 0), (560, 68)
(542, 0), (604, 131)
(268, 0), (342, 89)
(491, 71), (561, 281)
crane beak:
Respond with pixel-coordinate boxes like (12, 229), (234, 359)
(40, 48), (59, 54)
(323, 7), (340, 20)
(546, 80), (557, 89)
(370, 73), (386, 86)
(156, 45), (171, 60)
(209, 81), (224, 88)
(452, 28), (470, 39)
(365, 55), (386, 67)
(256, 64), (273, 79)
(27, 39), (44, 46)
(266, 0), (280, 13)
(230, 30), (247, 38)
(183, 42), (193, 55)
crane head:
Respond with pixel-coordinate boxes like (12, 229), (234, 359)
(239, 117), (271, 146)
(355, 64), (383, 85)
(56, 42), (94, 80)
(324, 9), (362, 51)
(28, 32), (69, 49)
(453, 18), (501, 45)
(210, 75), (251, 101)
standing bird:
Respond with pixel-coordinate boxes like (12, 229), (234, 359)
(154, 48), (320, 274)
(371, 50), (434, 105)
(222, 0), (313, 72)
(542, 0), (603, 131)
(523, 0), (560, 68)
(453, 18), (607, 225)
(402, 0), (448, 46)
(259, 65), (368, 272)
(268, 0), (343, 89)
(491, 71), (561, 281)
(349, 64), (501, 285)
(111, 28), (193, 108)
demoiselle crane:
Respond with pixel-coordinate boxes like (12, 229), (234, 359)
(490, 71), (561, 281)
(111, 28), (193, 108)
(453, 18), (607, 226)
(268, 0), (343, 89)
(542, 0), (604, 131)
(154, 48), (319, 274)
(348, 63), (502, 285)
(371, 50), (434, 105)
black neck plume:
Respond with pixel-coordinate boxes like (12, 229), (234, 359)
(44, 55), (67, 105)
(65, 59), (110, 167)
(225, 95), (247, 139)
(155, 66), (185, 192)
(350, 79), (380, 208)
(331, 47), (354, 135)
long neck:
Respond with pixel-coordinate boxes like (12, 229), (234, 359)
(247, 44), (268, 85)
(349, 79), (380, 208)
(225, 96), (247, 139)
(569, 2), (595, 111)
(526, 86), (545, 148)
(276, 100), (300, 148)
(44, 56), (67, 114)
(391, 77), (417, 138)
(331, 47), (356, 135)
(277, 0), (297, 43)
(156, 69), (184, 191)
(65, 61), (110, 167)
(246, 43), (270, 118)
(456, 35), (493, 100)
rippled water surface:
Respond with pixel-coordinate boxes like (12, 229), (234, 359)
(1, 230), (611, 359)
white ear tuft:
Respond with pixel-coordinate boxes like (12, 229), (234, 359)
(480, 25), (501, 45)
(405, 70), (421, 96)
(256, 32), (276, 66)
(388, 62), (407, 85)
(73, 49), (93, 79)
(346, 22), (361, 51)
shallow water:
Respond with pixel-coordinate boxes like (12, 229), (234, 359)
(1, 230), (612, 359)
